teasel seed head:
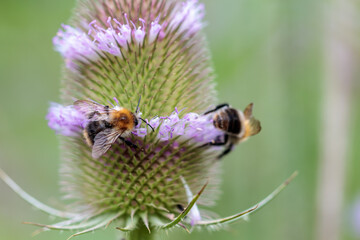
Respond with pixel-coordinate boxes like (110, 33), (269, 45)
(52, 0), (221, 236)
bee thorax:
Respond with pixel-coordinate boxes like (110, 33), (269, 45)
(213, 109), (242, 136)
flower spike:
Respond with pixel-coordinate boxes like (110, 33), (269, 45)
(23, 216), (105, 231)
(66, 218), (114, 240)
(116, 214), (139, 232)
(116, 225), (135, 232)
(180, 176), (202, 226)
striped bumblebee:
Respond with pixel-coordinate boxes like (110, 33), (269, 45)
(204, 103), (261, 159)
(74, 97), (153, 159)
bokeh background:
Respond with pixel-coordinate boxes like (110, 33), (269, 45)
(0, 0), (359, 239)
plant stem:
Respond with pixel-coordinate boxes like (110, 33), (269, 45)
(316, 0), (356, 239)
(126, 223), (154, 240)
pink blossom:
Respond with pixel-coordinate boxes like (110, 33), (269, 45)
(53, 25), (98, 70)
(46, 103), (87, 136)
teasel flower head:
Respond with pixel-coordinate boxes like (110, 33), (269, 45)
(0, 0), (297, 239)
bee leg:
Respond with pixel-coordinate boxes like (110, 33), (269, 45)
(119, 136), (138, 149)
(217, 143), (234, 159)
(88, 111), (101, 119)
(201, 134), (228, 148)
(204, 103), (229, 115)
(176, 204), (185, 212)
(104, 105), (110, 116)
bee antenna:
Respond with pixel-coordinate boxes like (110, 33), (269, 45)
(107, 100), (115, 107)
(135, 96), (141, 114)
(139, 117), (154, 132)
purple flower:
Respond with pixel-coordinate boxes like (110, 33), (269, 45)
(132, 18), (146, 46)
(46, 103), (87, 136)
(169, 0), (205, 37)
(53, 25), (98, 70)
(114, 14), (132, 44)
(133, 109), (223, 144)
(54, 13), (165, 69)
(149, 17), (162, 44)
(89, 19), (123, 56)
(88, 15), (160, 54)
(47, 102), (223, 146)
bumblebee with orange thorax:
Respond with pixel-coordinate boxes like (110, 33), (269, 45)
(74, 97), (153, 159)
(203, 103), (261, 159)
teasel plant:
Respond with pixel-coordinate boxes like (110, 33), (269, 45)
(0, 0), (297, 239)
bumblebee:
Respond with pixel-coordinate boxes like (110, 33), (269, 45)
(74, 97), (153, 159)
(203, 103), (261, 159)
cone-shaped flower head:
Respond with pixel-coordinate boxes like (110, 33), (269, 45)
(51, 0), (221, 235)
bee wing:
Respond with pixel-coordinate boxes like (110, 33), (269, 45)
(92, 128), (120, 159)
(248, 118), (261, 136)
(244, 103), (261, 136)
(74, 100), (109, 120)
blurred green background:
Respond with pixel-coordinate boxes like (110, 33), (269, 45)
(0, 0), (359, 239)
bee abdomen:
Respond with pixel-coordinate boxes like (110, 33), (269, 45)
(213, 109), (242, 135)
(83, 120), (111, 146)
